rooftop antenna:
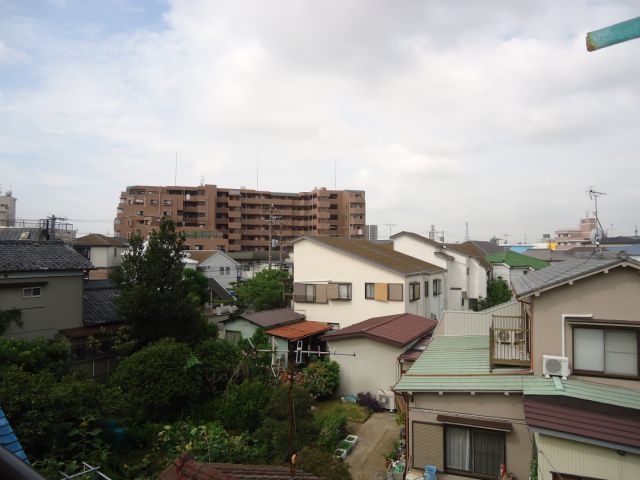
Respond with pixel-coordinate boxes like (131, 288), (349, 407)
(635, 223), (638, 239)
(382, 223), (396, 239)
(464, 221), (470, 242)
(199, 175), (205, 187)
(587, 186), (607, 244)
(502, 233), (510, 245)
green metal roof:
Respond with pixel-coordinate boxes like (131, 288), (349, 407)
(395, 335), (527, 392)
(485, 250), (549, 269)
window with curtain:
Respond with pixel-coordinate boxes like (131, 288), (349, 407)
(574, 327), (638, 377)
(409, 282), (420, 301)
(365, 283), (375, 299)
(337, 283), (351, 300)
(445, 426), (504, 477)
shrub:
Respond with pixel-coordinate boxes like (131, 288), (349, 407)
(196, 337), (240, 393)
(356, 392), (385, 413)
(0, 336), (71, 377)
(298, 446), (352, 480)
(302, 358), (340, 400)
(109, 338), (198, 421)
(316, 413), (347, 452)
(219, 379), (273, 432)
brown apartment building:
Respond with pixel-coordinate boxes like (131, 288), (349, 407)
(114, 185), (365, 252)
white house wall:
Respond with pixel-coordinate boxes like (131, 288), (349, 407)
(293, 239), (441, 326)
(198, 252), (240, 290)
(327, 337), (403, 396)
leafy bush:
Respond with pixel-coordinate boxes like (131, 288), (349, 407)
(0, 336), (71, 377)
(316, 413), (347, 452)
(298, 446), (352, 480)
(196, 337), (240, 393)
(219, 379), (273, 432)
(109, 338), (199, 421)
(302, 358), (340, 400)
(357, 392), (385, 413)
(233, 269), (290, 311)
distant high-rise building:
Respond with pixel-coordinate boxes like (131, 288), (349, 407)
(114, 184), (366, 251)
(364, 224), (378, 241)
(0, 191), (17, 227)
(554, 216), (597, 249)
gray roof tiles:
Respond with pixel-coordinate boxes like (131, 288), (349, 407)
(83, 280), (120, 326)
(0, 241), (93, 272)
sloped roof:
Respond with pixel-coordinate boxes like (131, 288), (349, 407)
(486, 250), (549, 269)
(208, 277), (233, 300)
(266, 320), (332, 340)
(0, 406), (29, 464)
(158, 455), (319, 480)
(512, 254), (640, 297)
(600, 236), (640, 245)
(463, 240), (505, 255)
(449, 241), (495, 269)
(322, 313), (438, 347)
(0, 241), (93, 272)
(239, 308), (305, 328)
(185, 250), (216, 263)
(391, 231), (474, 260)
(523, 249), (573, 262)
(83, 280), (120, 326)
(73, 234), (128, 248)
(524, 395), (640, 450)
(0, 227), (48, 241)
(294, 236), (443, 275)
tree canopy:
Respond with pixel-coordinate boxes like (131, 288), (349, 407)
(233, 268), (291, 312)
(112, 219), (210, 345)
(477, 277), (512, 310)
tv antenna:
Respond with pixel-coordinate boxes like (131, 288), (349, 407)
(587, 186), (607, 244)
(382, 223), (397, 239)
(248, 338), (355, 478)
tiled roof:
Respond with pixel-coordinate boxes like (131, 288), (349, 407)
(511, 254), (640, 297)
(185, 250), (216, 263)
(600, 236), (640, 245)
(0, 241), (93, 272)
(486, 250), (549, 269)
(0, 227), (48, 241)
(158, 455), (319, 480)
(522, 249), (573, 262)
(524, 395), (640, 449)
(239, 308), (305, 328)
(266, 320), (332, 340)
(83, 280), (120, 326)
(322, 313), (438, 347)
(73, 234), (128, 248)
(0, 406), (29, 464)
(448, 242), (495, 269)
(391, 231), (470, 259)
(295, 236), (444, 275)
(228, 251), (290, 262)
(463, 240), (505, 255)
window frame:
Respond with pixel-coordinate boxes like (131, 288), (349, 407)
(444, 425), (506, 479)
(305, 284), (316, 303)
(22, 287), (41, 298)
(424, 281), (429, 297)
(572, 325), (639, 379)
(409, 282), (420, 302)
(365, 282), (375, 299)
(433, 279), (442, 296)
(336, 283), (352, 301)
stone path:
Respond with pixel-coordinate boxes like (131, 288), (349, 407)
(346, 412), (401, 480)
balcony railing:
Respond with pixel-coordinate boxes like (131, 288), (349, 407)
(489, 314), (531, 369)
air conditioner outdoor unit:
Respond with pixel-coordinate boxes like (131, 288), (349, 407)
(543, 355), (570, 380)
(377, 390), (396, 412)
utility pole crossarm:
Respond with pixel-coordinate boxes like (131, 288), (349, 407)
(587, 16), (640, 51)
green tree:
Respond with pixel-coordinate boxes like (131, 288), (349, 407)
(112, 218), (209, 345)
(183, 268), (210, 308)
(196, 337), (241, 393)
(298, 446), (352, 480)
(219, 379), (273, 432)
(477, 277), (512, 310)
(233, 269), (291, 312)
(0, 336), (71, 377)
(109, 338), (199, 421)
(302, 358), (340, 400)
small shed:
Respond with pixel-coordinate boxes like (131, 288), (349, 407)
(321, 313), (438, 396)
(221, 308), (305, 344)
(266, 320), (333, 368)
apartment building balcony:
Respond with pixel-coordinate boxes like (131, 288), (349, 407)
(228, 199), (241, 208)
(228, 210), (241, 219)
(349, 206), (365, 214)
(489, 314), (531, 369)
(242, 239), (268, 248)
(216, 207), (229, 214)
(228, 232), (241, 240)
(229, 222), (242, 229)
(317, 211), (331, 219)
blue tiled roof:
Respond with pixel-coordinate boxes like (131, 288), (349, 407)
(0, 406), (29, 464)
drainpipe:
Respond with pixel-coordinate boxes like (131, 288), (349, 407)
(561, 314), (593, 358)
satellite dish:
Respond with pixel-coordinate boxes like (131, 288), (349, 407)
(589, 227), (604, 245)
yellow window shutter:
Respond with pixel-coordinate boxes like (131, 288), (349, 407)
(412, 422), (444, 470)
(374, 283), (388, 301)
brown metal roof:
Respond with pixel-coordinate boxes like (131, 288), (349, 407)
(73, 234), (129, 248)
(239, 308), (305, 328)
(158, 455), (320, 480)
(524, 395), (640, 449)
(447, 241), (493, 269)
(266, 320), (333, 340)
(322, 313), (438, 347)
(295, 236), (443, 275)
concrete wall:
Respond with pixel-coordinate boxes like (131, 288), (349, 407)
(407, 392), (531, 480)
(294, 239), (438, 327)
(468, 257), (488, 300)
(327, 337), (403, 395)
(536, 432), (640, 480)
(1, 272), (84, 339)
(529, 266), (640, 389)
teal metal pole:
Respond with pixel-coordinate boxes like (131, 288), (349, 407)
(587, 16), (640, 51)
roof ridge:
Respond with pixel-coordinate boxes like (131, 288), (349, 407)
(363, 313), (406, 333)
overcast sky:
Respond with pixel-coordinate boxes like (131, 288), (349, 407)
(1, 1), (639, 242)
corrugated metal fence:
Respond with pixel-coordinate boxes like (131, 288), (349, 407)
(438, 301), (521, 336)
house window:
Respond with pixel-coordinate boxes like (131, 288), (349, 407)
(424, 281), (429, 297)
(388, 283), (403, 301)
(433, 279), (442, 296)
(305, 284), (315, 302)
(445, 426), (504, 477)
(23, 287), (41, 298)
(409, 282), (420, 301)
(136, 210), (144, 216)
(225, 330), (242, 345)
(195, 245), (204, 250)
(337, 283), (351, 300)
(365, 283), (375, 299)
(113, 248), (117, 257)
(573, 327), (638, 377)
